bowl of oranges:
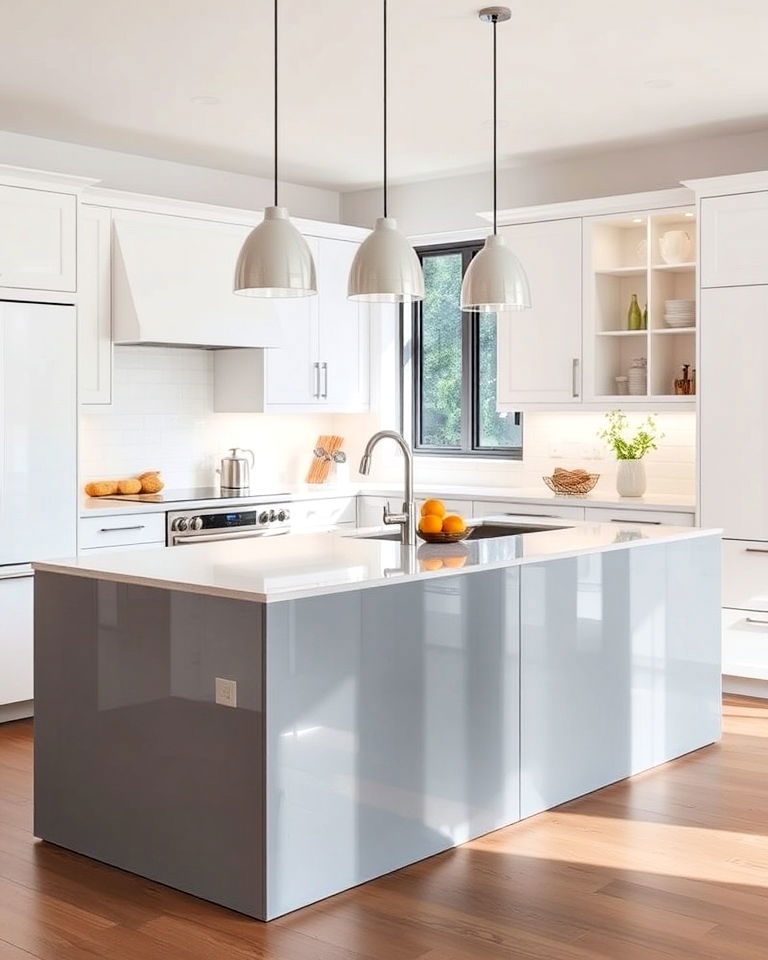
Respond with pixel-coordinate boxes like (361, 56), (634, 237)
(417, 499), (473, 544)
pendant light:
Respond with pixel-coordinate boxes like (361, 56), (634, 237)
(460, 6), (531, 312)
(234, 0), (317, 298)
(348, 0), (424, 303)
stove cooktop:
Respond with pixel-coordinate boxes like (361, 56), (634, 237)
(104, 487), (289, 505)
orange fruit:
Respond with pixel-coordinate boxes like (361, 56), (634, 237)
(419, 514), (443, 535)
(420, 557), (444, 572)
(442, 514), (467, 535)
(421, 498), (446, 518)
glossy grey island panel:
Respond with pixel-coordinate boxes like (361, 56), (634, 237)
(34, 525), (721, 920)
(34, 565), (522, 920)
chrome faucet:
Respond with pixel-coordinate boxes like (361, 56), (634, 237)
(358, 430), (416, 546)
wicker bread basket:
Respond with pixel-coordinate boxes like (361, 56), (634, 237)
(543, 468), (599, 496)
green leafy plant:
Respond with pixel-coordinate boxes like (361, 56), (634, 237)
(598, 410), (663, 460)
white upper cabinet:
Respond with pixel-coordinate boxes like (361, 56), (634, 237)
(0, 185), (76, 291)
(699, 284), (768, 539)
(111, 211), (281, 348)
(315, 237), (369, 409)
(215, 235), (371, 413)
(264, 237), (319, 406)
(496, 218), (582, 408)
(77, 205), (112, 404)
(701, 191), (768, 288)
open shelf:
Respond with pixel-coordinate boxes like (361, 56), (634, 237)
(586, 204), (697, 403)
(596, 330), (647, 337)
(651, 261), (695, 273)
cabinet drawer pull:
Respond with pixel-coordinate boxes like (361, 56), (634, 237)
(98, 525), (146, 533)
(609, 518), (662, 525)
(746, 617), (768, 626)
(321, 361), (328, 399)
(504, 512), (556, 519)
(746, 548), (768, 555)
(572, 358), (580, 398)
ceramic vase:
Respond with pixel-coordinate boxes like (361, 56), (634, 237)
(617, 458), (646, 498)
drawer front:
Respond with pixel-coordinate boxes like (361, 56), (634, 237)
(584, 507), (695, 527)
(473, 500), (585, 521)
(79, 542), (166, 556)
(723, 539), (768, 611)
(290, 497), (356, 530)
(80, 513), (167, 549)
(722, 607), (768, 680)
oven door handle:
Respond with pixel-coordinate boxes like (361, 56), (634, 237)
(172, 529), (287, 546)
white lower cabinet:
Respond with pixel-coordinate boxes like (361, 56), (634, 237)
(290, 497), (356, 532)
(472, 500), (585, 521)
(0, 573), (34, 707)
(722, 608), (768, 680)
(79, 514), (167, 550)
(583, 506), (694, 527)
(723, 539), (768, 611)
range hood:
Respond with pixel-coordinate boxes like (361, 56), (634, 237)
(112, 211), (284, 349)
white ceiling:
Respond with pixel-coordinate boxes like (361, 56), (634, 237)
(3, 0), (768, 192)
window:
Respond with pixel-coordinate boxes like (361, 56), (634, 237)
(410, 242), (522, 458)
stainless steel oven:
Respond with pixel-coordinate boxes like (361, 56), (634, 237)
(167, 503), (292, 546)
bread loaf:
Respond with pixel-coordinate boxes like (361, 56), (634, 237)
(138, 471), (164, 494)
(84, 481), (119, 497)
(117, 478), (142, 495)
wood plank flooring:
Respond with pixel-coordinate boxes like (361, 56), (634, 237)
(2, 696), (768, 959)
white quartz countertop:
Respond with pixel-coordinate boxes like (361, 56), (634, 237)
(80, 482), (696, 518)
(39, 515), (717, 605)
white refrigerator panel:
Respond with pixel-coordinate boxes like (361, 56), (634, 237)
(0, 302), (76, 565)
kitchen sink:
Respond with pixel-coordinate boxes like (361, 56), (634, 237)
(353, 522), (570, 543)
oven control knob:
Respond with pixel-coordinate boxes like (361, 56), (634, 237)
(277, 509), (288, 522)
(191, 516), (203, 531)
(269, 509), (277, 522)
(177, 517), (189, 532)
(258, 511), (270, 524)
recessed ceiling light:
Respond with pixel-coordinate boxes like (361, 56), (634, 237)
(191, 95), (220, 106)
(633, 218), (643, 223)
(684, 212), (694, 217)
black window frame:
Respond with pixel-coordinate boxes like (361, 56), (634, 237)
(410, 241), (522, 460)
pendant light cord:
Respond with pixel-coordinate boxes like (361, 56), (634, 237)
(383, 0), (388, 219)
(274, 0), (279, 207)
(492, 15), (497, 235)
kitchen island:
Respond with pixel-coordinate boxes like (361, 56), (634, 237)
(33, 517), (721, 920)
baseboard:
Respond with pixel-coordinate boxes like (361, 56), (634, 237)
(723, 676), (768, 699)
(0, 700), (34, 723)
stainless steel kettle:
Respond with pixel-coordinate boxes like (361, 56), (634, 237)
(219, 448), (255, 492)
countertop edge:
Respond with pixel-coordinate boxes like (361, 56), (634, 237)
(35, 526), (721, 606)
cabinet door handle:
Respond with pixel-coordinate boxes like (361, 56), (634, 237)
(321, 361), (328, 399)
(98, 525), (146, 533)
(504, 512), (556, 519)
(312, 362), (320, 399)
(746, 548), (768, 555)
(746, 617), (768, 626)
(609, 518), (662, 525)
(572, 358), (580, 398)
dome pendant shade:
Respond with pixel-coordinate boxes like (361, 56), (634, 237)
(460, 234), (531, 312)
(348, 217), (425, 303)
(234, 206), (317, 298)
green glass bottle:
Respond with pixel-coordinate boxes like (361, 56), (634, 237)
(628, 293), (642, 331)
(642, 303), (648, 330)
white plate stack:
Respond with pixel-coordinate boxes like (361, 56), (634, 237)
(664, 299), (695, 328)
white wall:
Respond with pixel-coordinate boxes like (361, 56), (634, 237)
(80, 348), (343, 489)
(0, 130), (340, 221)
(338, 409), (696, 498)
(341, 126), (768, 236)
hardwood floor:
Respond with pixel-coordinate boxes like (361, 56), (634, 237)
(2, 696), (768, 959)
